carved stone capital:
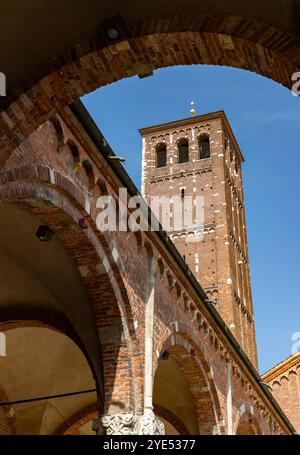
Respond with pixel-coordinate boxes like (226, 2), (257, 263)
(138, 409), (165, 435)
(100, 410), (165, 435)
(101, 412), (137, 435)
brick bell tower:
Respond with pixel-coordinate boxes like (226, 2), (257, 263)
(139, 111), (258, 368)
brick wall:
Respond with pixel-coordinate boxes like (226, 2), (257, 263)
(0, 109), (291, 434)
(263, 353), (300, 432)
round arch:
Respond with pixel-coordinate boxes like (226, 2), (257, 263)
(153, 403), (190, 435)
(234, 411), (262, 435)
(0, 202), (103, 402)
(154, 332), (224, 435)
(53, 404), (98, 435)
(0, 165), (136, 341)
(0, 176), (140, 415)
(0, 12), (299, 165)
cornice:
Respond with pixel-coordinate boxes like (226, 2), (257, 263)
(262, 352), (300, 383)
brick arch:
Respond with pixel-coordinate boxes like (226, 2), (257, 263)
(0, 179), (141, 414)
(153, 403), (190, 435)
(0, 166), (135, 337)
(1, 13), (299, 165)
(53, 404), (98, 435)
(155, 331), (224, 435)
(176, 137), (189, 147)
(234, 411), (263, 435)
(156, 321), (222, 417)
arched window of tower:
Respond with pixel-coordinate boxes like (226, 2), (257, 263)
(156, 144), (167, 168)
(199, 137), (211, 160)
(178, 139), (189, 163)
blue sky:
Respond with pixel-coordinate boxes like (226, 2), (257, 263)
(82, 65), (300, 374)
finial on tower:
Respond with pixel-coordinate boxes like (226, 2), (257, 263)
(189, 101), (196, 116)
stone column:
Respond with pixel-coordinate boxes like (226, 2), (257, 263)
(93, 258), (164, 436)
(226, 361), (233, 435)
(140, 257), (165, 435)
(144, 259), (155, 411)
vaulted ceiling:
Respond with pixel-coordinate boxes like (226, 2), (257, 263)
(1, 327), (97, 434)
